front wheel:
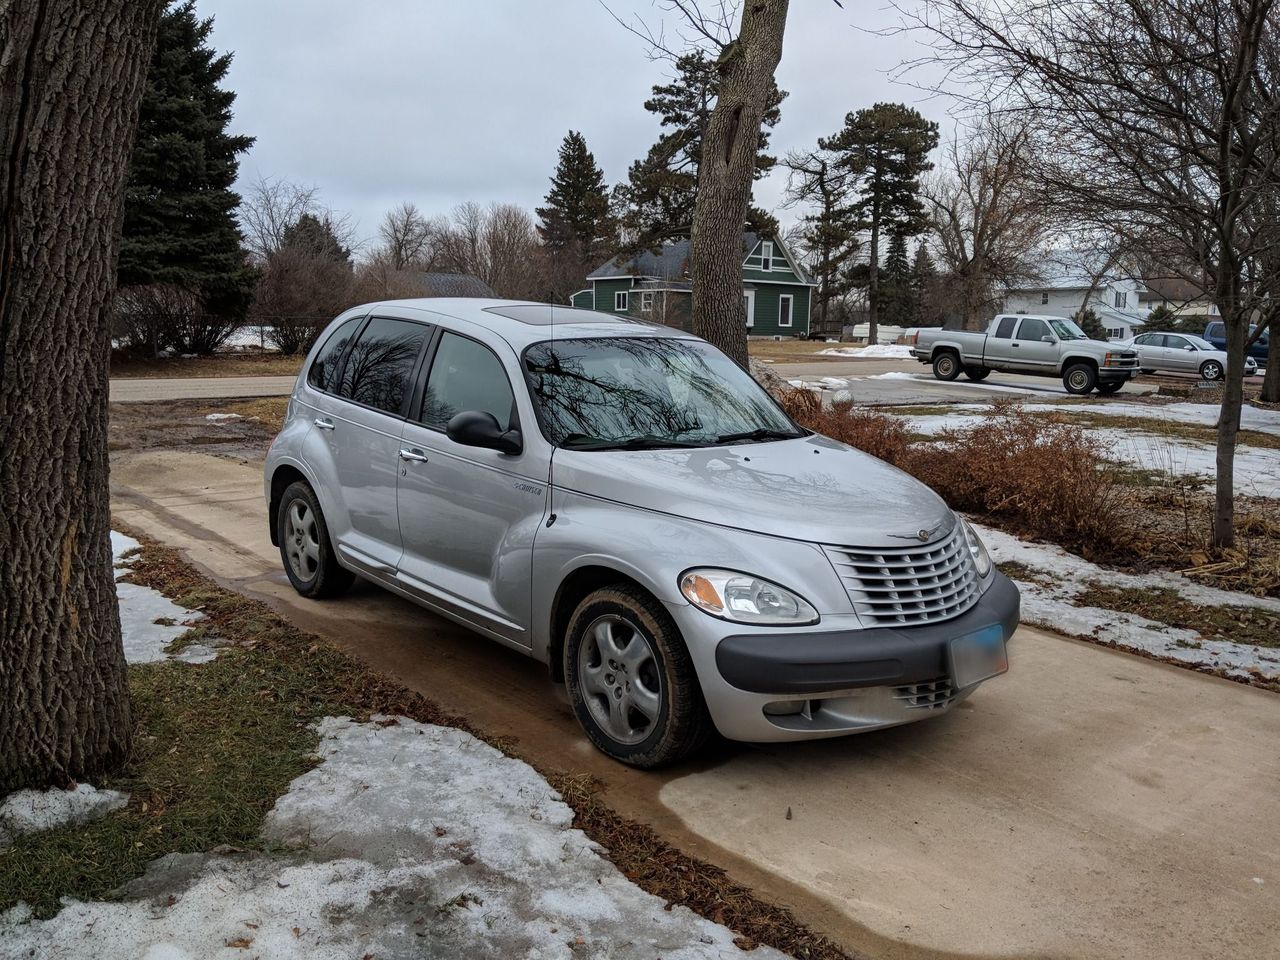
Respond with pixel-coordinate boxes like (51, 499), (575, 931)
(932, 352), (961, 381)
(1097, 381), (1124, 395)
(1063, 363), (1098, 395)
(963, 366), (991, 382)
(564, 584), (712, 768)
(277, 481), (354, 598)
(1200, 360), (1224, 381)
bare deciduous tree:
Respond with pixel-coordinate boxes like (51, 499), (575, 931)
(435, 202), (542, 299)
(925, 115), (1053, 329)
(899, 0), (1280, 548)
(377, 201), (436, 271)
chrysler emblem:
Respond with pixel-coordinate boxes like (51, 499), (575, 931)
(890, 521), (946, 543)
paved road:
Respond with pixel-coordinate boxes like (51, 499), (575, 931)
(109, 375), (297, 403)
(111, 447), (1280, 960)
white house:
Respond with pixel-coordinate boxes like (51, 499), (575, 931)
(1003, 250), (1148, 340)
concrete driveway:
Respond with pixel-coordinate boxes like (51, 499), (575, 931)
(110, 447), (1280, 960)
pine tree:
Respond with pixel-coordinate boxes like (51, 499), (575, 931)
(822, 103), (938, 343)
(1076, 307), (1109, 341)
(281, 213), (352, 264)
(880, 232), (913, 327)
(618, 51), (786, 249)
(118, 1), (256, 318)
(910, 244), (939, 326)
(537, 131), (614, 258)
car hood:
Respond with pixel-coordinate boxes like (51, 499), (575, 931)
(550, 434), (955, 548)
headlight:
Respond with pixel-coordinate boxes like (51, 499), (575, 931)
(959, 517), (992, 578)
(679, 569), (819, 626)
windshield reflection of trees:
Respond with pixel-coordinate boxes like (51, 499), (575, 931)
(525, 338), (790, 444)
(339, 326), (425, 413)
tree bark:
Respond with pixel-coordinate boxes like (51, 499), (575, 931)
(690, 0), (789, 368)
(1, 0), (165, 789)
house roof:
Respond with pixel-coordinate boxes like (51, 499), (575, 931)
(418, 272), (497, 298)
(1008, 249), (1142, 292)
(588, 233), (815, 284)
(1093, 304), (1145, 327)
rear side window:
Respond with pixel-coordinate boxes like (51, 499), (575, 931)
(307, 316), (362, 393)
(994, 317), (1017, 339)
(1205, 322), (1224, 340)
(1017, 317), (1050, 341)
(420, 332), (515, 431)
(338, 317), (430, 415)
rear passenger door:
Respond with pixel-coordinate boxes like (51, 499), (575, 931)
(394, 329), (552, 647)
(983, 316), (1019, 365)
(307, 314), (432, 574)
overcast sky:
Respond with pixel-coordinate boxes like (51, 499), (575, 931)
(200, 1), (950, 251)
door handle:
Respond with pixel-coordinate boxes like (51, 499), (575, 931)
(314, 418), (335, 431)
(1011, 342), (1020, 348)
(398, 448), (429, 463)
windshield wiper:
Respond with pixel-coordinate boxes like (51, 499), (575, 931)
(562, 434), (705, 451)
(715, 427), (803, 444)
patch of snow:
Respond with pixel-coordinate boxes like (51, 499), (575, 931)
(866, 371), (922, 381)
(112, 531), (208, 665)
(203, 413), (241, 423)
(0, 784), (127, 849)
(975, 523), (1280, 680)
(818, 376), (850, 387)
(1020, 400), (1280, 439)
(219, 325), (276, 351)
(110, 531), (140, 581)
(817, 343), (913, 359)
(0, 717), (788, 960)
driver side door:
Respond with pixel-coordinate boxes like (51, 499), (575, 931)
(394, 328), (551, 647)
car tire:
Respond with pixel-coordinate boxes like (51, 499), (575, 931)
(1063, 363), (1098, 395)
(276, 480), (354, 599)
(564, 584), (712, 768)
(1200, 360), (1224, 381)
(1139, 368), (1155, 375)
(963, 366), (991, 382)
(932, 352), (961, 381)
(1097, 381), (1124, 395)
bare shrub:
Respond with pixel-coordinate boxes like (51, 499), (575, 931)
(113, 284), (239, 356)
(780, 391), (914, 466)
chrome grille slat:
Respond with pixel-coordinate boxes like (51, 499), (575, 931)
(824, 524), (981, 627)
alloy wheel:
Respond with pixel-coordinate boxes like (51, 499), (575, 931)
(577, 614), (663, 745)
(284, 499), (321, 582)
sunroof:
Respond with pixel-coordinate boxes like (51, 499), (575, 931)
(482, 304), (650, 326)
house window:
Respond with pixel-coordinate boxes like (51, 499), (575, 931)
(1041, 291), (1049, 305)
(614, 290), (629, 312)
(639, 291), (653, 312)
(761, 241), (773, 271)
(1106, 327), (1124, 339)
(1114, 291), (1127, 308)
(778, 294), (793, 328)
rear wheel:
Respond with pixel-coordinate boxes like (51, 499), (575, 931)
(564, 584), (712, 768)
(1200, 359), (1224, 381)
(1097, 381), (1124, 395)
(1063, 363), (1098, 395)
(276, 481), (353, 598)
(963, 366), (991, 382)
(932, 352), (961, 381)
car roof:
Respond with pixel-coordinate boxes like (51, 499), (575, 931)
(358, 298), (700, 351)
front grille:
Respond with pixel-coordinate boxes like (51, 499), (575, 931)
(894, 677), (955, 709)
(823, 524), (981, 626)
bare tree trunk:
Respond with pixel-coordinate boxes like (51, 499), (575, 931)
(1263, 316), (1280, 404)
(690, 0), (789, 368)
(1, 0), (164, 789)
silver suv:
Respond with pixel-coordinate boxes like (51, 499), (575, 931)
(265, 300), (1020, 767)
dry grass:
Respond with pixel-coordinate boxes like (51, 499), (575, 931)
(110, 352), (303, 379)
(747, 339), (847, 362)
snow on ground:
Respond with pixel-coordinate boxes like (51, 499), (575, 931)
(1019, 400), (1280, 438)
(817, 343), (913, 359)
(111, 533), (213, 665)
(0, 785), (128, 850)
(0, 717), (788, 960)
(976, 522), (1280, 681)
(219, 325), (275, 351)
(203, 413), (242, 424)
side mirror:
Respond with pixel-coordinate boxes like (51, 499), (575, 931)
(1041, 335), (1056, 344)
(1185, 345), (1197, 352)
(446, 410), (522, 455)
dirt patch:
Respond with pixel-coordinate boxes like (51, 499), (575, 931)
(110, 352), (303, 379)
(109, 399), (282, 457)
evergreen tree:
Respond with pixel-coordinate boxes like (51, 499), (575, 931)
(118, 0), (256, 318)
(281, 213), (352, 264)
(618, 51), (786, 248)
(880, 232), (913, 327)
(784, 148), (860, 336)
(822, 103), (939, 343)
(1076, 307), (1110, 341)
(537, 131), (614, 258)
(910, 244), (940, 326)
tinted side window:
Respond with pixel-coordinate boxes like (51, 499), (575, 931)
(1018, 317), (1050, 341)
(338, 317), (429, 415)
(994, 317), (1017, 339)
(421, 332), (515, 431)
(1165, 335), (1189, 349)
(307, 316), (362, 393)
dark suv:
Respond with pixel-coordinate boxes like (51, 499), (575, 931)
(1203, 321), (1270, 363)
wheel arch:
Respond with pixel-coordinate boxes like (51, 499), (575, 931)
(1059, 354), (1099, 373)
(268, 463), (311, 546)
(547, 564), (660, 683)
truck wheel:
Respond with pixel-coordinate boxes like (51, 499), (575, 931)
(963, 366), (991, 382)
(564, 584), (712, 768)
(1199, 360), (1224, 381)
(932, 353), (961, 381)
(1063, 364), (1097, 395)
(1097, 382), (1124, 395)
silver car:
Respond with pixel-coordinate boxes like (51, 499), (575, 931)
(264, 300), (1020, 767)
(1126, 331), (1258, 380)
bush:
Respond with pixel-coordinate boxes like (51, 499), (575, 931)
(780, 391), (913, 465)
(113, 284), (239, 356)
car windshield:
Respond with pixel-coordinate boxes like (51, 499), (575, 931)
(523, 337), (804, 449)
(1185, 336), (1217, 351)
(1048, 318), (1089, 340)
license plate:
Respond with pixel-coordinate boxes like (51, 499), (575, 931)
(950, 625), (1008, 689)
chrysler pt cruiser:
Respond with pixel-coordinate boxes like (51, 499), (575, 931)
(264, 300), (1020, 767)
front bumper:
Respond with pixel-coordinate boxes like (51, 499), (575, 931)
(1099, 365), (1140, 382)
(674, 573), (1020, 743)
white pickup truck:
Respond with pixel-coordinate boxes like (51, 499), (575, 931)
(911, 314), (1140, 395)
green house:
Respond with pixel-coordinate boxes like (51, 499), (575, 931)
(570, 233), (816, 337)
